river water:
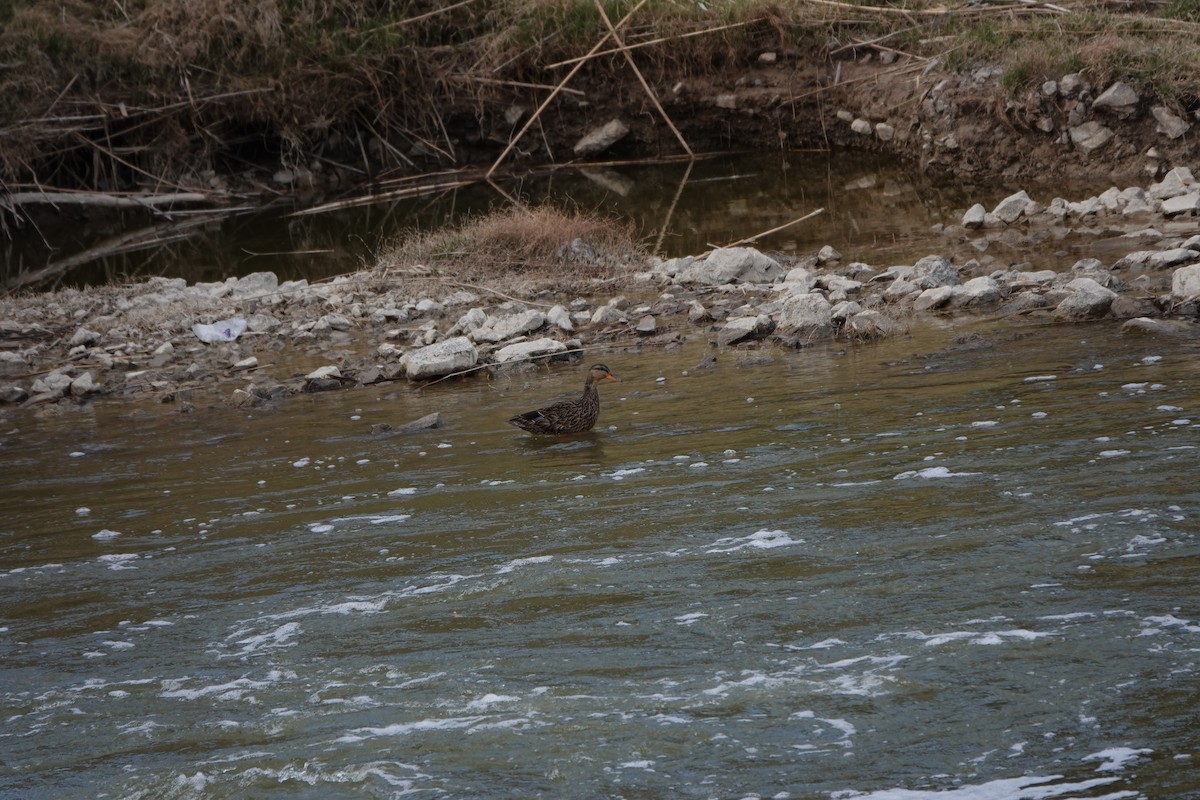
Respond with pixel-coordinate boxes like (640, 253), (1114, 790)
(3, 315), (1199, 797)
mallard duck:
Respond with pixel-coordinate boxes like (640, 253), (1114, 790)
(508, 363), (620, 435)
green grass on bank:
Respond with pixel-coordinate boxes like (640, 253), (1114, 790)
(1, 0), (1198, 188)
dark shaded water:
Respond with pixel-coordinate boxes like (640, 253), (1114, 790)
(3, 322), (1199, 798)
(3, 151), (1114, 292)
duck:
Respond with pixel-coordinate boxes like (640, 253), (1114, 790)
(508, 363), (620, 435)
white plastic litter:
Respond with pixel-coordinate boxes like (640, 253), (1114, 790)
(192, 317), (247, 343)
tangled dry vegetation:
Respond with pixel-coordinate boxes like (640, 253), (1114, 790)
(376, 205), (645, 295)
(1, 0), (1199, 197)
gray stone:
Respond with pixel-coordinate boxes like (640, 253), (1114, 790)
(913, 255), (960, 287)
(1054, 278), (1117, 319)
(844, 310), (904, 340)
(318, 313), (352, 332)
(305, 365), (342, 381)
(776, 293), (833, 337)
(70, 371), (99, 395)
(452, 307), (487, 336)
(229, 271), (279, 298)
(573, 119), (630, 157)
(1151, 106), (1191, 139)
(547, 304), (574, 332)
(404, 336), (478, 380)
(781, 266), (815, 293)
(718, 315), (774, 347)
(915, 286), (955, 311)
(962, 203), (987, 229)
(1171, 264), (1200, 301)
(590, 305), (625, 325)
(875, 123), (895, 142)
(992, 190), (1032, 224)
(1122, 317), (1191, 336)
(1161, 192), (1200, 217)
(1069, 121), (1114, 155)
(1059, 73), (1086, 96)
(677, 247), (784, 286)
(69, 327), (101, 346)
(32, 371), (72, 395)
(470, 309), (547, 343)
(0, 385), (29, 404)
(1149, 167), (1194, 200)
(494, 338), (568, 363)
(953, 276), (1001, 307)
(378, 412), (446, 434)
(851, 118), (873, 135)
(1092, 81), (1139, 118)
(1146, 249), (1200, 269)
(816, 245), (843, 265)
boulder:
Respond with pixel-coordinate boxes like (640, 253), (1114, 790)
(405, 336), (478, 380)
(992, 191), (1031, 224)
(718, 315), (774, 347)
(912, 255), (960, 287)
(1151, 106), (1190, 140)
(470, 309), (547, 343)
(494, 338), (569, 363)
(962, 203), (987, 229)
(776, 293), (833, 337)
(1161, 192), (1200, 217)
(573, 119), (630, 157)
(229, 271), (279, 298)
(952, 276), (1001, 307)
(1149, 167), (1195, 200)
(1053, 278), (1117, 319)
(1069, 121), (1114, 155)
(1091, 81), (1140, 118)
(915, 286), (955, 311)
(677, 247), (784, 286)
(1171, 264), (1200, 301)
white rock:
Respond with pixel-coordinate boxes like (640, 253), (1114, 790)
(547, 304), (574, 332)
(1149, 167), (1194, 200)
(952, 276), (1001, 307)
(494, 338), (568, 363)
(1151, 106), (1191, 139)
(1171, 264), (1200, 301)
(229, 271), (279, 298)
(915, 286), (955, 311)
(573, 118), (629, 156)
(405, 336), (478, 380)
(470, 309), (548, 343)
(1069, 121), (1114, 155)
(851, 118), (873, 135)
(677, 247), (784, 286)
(70, 371), (99, 395)
(306, 365), (342, 381)
(777, 293), (833, 336)
(718, 314), (773, 346)
(69, 327), (101, 346)
(992, 190), (1032, 224)
(1161, 192), (1200, 217)
(962, 203), (987, 229)
(1054, 277), (1117, 319)
(1092, 81), (1140, 118)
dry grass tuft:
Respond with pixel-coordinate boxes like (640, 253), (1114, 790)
(376, 205), (646, 296)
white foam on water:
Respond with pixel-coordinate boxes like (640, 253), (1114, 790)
(97, 553), (139, 570)
(675, 612), (709, 626)
(970, 420), (999, 427)
(463, 693), (521, 711)
(1084, 747), (1153, 772)
(1097, 449), (1131, 458)
(337, 715), (486, 743)
(91, 529), (121, 540)
(830, 774), (1125, 799)
(893, 467), (981, 480)
(369, 514), (411, 524)
(705, 529), (802, 553)
(1024, 375), (1057, 383)
(292, 457), (310, 467)
(387, 487), (418, 495)
(496, 555), (554, 574)
(606, 467), (647, 480)
(223, 621), (302, 658)
(160, 670), (292, 701)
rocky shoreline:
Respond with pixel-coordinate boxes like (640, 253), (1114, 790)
(2, 166), (1197, 417)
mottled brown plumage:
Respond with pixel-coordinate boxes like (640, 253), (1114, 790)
(508, 364), (619, 435)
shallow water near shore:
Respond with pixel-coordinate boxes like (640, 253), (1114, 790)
(4, 150), (1119, 291)
(3, 320), (1199, 798)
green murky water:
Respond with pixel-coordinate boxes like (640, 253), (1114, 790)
(3, 151), (1117, 292)
(3, 322), (1199, 798)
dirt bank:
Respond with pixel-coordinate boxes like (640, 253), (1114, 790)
(2, 1), (1198, 208)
